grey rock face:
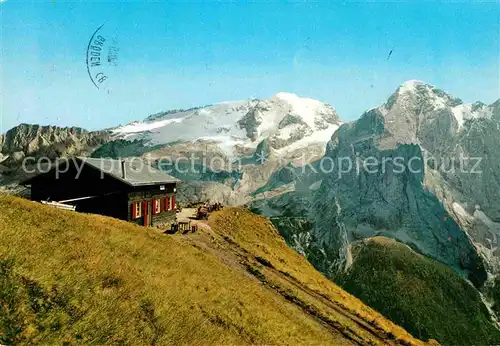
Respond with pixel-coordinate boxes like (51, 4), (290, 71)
(237, 103), (266, 141)
(314, 105), (340, 130)
(439, 118), (500, 221)
(0, 123), (110, 167)
(0, 124), (110, 196)
(278, 114), (307, 129)
(176, 180), (245, 206)
(252, 81), (499, 287)
(253, 138), (275, 163)
(312, 121), (486, 286)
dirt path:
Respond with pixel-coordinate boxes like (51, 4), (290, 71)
(176, 208), (198, 222)
(168, 210), (417, 345)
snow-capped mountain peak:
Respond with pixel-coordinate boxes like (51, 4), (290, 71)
(391, 80), (463, 110)
(397, 79), (427, 94)
(111, 93), (342, 157)
(390, 80), (494, 130)
(375, 80), (465, 125)
(364, 80), (498, 149)
(272, 92), (338, 130)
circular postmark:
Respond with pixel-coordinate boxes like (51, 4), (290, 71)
(86, 24), (119, 92)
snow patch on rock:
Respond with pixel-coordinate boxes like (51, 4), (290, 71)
(113, 118), (184, 135)
(453, 202), (470, 218)
(398, 80), (426, 94)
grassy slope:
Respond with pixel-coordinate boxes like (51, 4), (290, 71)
(0, 195), (425, 345)
(337, 237), (500, 345)
(486, 275), (500, 316)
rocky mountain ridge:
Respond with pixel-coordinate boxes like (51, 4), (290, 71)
(110, 92), (342, 157)
(0, 123), (110, 167)
(251, 80), (500, 287)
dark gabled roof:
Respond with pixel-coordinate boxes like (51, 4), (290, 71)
(77, 157), (180, 186)
(22, 157), (180, 187)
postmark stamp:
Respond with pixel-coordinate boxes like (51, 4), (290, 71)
(86, 24), (119, 92)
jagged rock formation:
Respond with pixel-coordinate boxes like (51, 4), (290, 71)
(0, 123), (110, 167)
(0, 124), (111, 196)
(252, 81), (500, 288)
(176, 181), (244, 206)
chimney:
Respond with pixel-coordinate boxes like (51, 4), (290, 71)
(121, 159), (127, 180)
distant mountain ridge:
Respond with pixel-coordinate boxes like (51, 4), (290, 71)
(0, 123), (109, 167)
(110, 92), (342, 156)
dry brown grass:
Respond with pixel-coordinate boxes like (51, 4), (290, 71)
(0, 195), (426, 345)
(206, 207), (429, 346)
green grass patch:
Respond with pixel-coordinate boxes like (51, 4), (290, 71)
(337, 237), (500, 345)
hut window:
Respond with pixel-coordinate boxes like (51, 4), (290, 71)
(133, 202), (142, 218)
(154, 199), (161, 214)
(165, 197), (170, 211)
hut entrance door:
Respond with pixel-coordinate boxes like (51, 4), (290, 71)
(143, 201), (152, 227)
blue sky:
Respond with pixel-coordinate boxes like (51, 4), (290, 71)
(1, 1), (499, 133)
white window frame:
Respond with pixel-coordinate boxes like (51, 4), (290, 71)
(155, 199), (161, 214)
(135, 202), (142, 218)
